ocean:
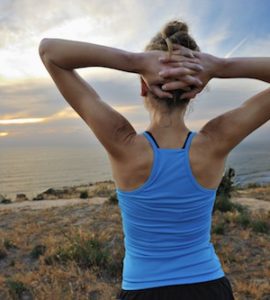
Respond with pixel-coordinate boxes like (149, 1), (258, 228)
(1, 141), (270, 201)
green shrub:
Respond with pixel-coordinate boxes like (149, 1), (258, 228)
(214, 193), (234, 213)
(251, 220), (269, 234)
(212, 223), (225, 235)
(232, 203), (248, 214)
(1, 198), (12, 204)
(246, 182), (262, 189)
(88, 290), (102, 300)
(105, 257), (123, 278)
(80, 190), (89, 199)
(213, 167), (236, 214)
(236, 212), (251, 229)
(6, 279), (32, 299)
(92, 183), (113, 197)
(3, 239), (18, 250)
(45, 235), (109, 272)
(108, 191), (118, 205)
(216, 167), (235, 199)
(30, 244), (46, 259)
(10, 260), (15, 267)
(0, 248), (7, 260)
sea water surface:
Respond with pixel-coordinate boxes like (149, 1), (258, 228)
(1, 140), (270, 201)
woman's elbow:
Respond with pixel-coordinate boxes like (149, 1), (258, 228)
(39, 38), (53, 58)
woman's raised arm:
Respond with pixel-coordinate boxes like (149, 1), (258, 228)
(39, 38), (201, 160)
(159, 47), (270, 157)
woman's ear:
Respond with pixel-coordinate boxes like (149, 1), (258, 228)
(140, 76), (148, 96)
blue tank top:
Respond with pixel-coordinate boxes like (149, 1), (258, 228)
(115, 130), (225, 290)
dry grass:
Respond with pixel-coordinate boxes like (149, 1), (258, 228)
(233, 184), (270, 202)
(0, 181), (270, 299)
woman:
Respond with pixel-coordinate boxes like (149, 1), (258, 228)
(39, 20), (270, 300)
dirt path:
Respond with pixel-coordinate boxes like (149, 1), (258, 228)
(0, 197), (107, 211)
(1, 196), (270, 212)
(231, 197), (270, 212)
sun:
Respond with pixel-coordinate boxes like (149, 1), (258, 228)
(0, 132), (9, 137)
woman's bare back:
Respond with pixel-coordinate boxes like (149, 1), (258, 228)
(109, 130), (227, 192)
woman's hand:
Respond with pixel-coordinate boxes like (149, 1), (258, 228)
(158, 45), (222, 99)
(139, 50), (204, 99)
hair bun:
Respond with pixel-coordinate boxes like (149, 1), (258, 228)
(161, 20), (189, 39)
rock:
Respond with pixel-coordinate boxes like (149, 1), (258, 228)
(16, 193), (29, 202)
(0, 194), (12, 204)
(32, 194), (44, 201)
(43, 188), (64, 196)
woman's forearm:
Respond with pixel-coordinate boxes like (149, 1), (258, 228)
(216, 57), (270, 83)
(39, 38), (143, 73)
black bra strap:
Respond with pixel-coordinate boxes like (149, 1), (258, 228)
(145, 131), (159, 148)
(145, 130), (192, 149)
(182, 131), (192, 149)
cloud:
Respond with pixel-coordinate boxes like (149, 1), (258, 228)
(224, 36), (249, 58)
(199, 23), (231, 54)
(0, 0), (213, 80)
(237, 35), (270, 57)
(1, 0), (269, 147)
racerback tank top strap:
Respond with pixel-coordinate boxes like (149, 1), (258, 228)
(143, 131), (160, 155)
(184, 130), (197, 151)
(144, 130), (194, 150)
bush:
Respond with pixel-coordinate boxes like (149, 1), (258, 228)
(0, 248), (7, 260)
(88, 290), (102, 300)
(108, 192), (118, 205)
(236, 212), (251, 229)
(212, 223), (225, 235)
(45, 234), (109, 272)
(32, 194), (44, 201)
(213, 167), (236, 214)
(214, 193), (234, 213)
(216, 167), (235, 199)
(5, 279), (32, 299)
(246, 182), (262, 189)
(80, 190), (89, 199)
(30, 244), (46, 259)
(251, 220), (269, 234)
(3, 239), (18, 250)
(1, 198), (12, 204)
(92, 183), (113, 197)
(232, 203), (248, 214)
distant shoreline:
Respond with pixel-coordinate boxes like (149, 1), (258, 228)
(1, 180), (116, 203)
(1, 179), (270, 205)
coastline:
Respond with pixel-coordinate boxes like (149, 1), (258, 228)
(0, 179), (270, 299)
(1, 180), (270, 212)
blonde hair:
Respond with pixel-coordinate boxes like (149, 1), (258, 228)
(144, 20), (200, 109)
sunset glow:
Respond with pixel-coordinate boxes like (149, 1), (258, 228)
(0, 1), (269, 146)
(0, 132), (9, 137)
(0, 118), (45, 125)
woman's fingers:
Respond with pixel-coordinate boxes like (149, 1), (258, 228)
(160, 55), (189, 63)
(169, 44), (194, 58)
(160, 63), (203, 76)
(180, 87), (202, 100)
(160, 66), (192, 77)
(160, 65), (202, 77)
(172, 44), (200, 58)
(162, 75), (202, 91)
(160, 80), (191, 91)
(151, 85), (173, 99)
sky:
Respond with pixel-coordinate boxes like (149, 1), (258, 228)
(0, 0), (269, 147)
